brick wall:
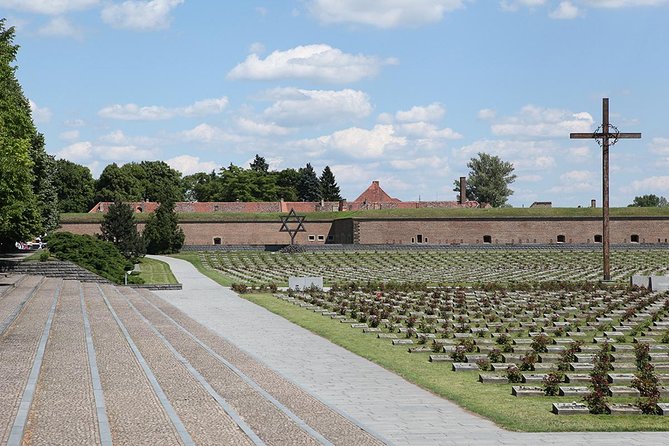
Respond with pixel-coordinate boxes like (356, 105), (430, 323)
(58, 217), (669, 246)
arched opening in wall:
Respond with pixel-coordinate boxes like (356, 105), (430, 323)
(557, 235), (566, 243)
(483, 235), (492, 244)
(631, 234), (640, 243)
(136, 206), (143, 213)
(594, 234), (603, 243)
(213, 237), (222, 245)
(411, 237), (415, 244)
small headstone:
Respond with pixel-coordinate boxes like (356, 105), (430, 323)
(607, 373), (635, 384)
(511, 386), (544, 397)
(429, 354), (453, 363)
(392, 339), (413, 345)
(408, 347), (432, 353)
(377, 333), (398, 339)
(351, 323), (368, 328)
(479, 374), (509, 384)
(565, 374), (591, 384)
(491, 363), (516, 371)
(559, 386), (590, 397)
(657, 403), (669, 415)
(522, 373), (548, 383)
(606, 403), (642, 415)
(363, 327), (381, 333)
(608, 386), (641, 397)
(552, 402), (590, 415)
(452, 362), (479, 372)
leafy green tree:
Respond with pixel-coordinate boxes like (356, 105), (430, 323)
(94, 163), (142, 203)
(320, 166), (342, 201)
(0, 19), (50, 248)
(100, 200), (145, 260)
(297, 163), (321, 202)
(275, 168), (300, 201)
(137, 160), (183, 202)
(454, 153), (516, 207)
(249, 154), (269, 173)
(629, 194), (668, 207)
(53, 159), (95, 212)
(143, 199), (185, 254)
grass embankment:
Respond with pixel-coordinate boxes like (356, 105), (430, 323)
(60, 206), (669, 224)
(135, 257), (178, 284)
(170, 252), (236, 286)
(181, 259), (668, 431)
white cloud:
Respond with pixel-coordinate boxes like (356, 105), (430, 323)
(628, 176), (669, 192)
(57, 141), (93, 160)
(583, 0), (668, 7)
(236, 117), (293, 136)
(165, 155), (218, 176)
(59, 130), (80, 140)
(29, 99), (52, 124)
(0, 0), (98, 15)
(517, 174), (542, 182)
(65, 118), (86, 127)
(389, 156), (446, 170)
(98, 130), (159, 146)
(457, 139), (557, 171)
(478, 108), (497, 120)
(567, 145), (592, 161)
(308, 0), (465, 28)
(500, 0), (547, 11)
(308, 124), (407, 159)
(548, 169), (596, 193)
(180, 123), (244, 144)
(227, 44), (396, 83)
(101, 0), (184, 31)
(249, 42), (265, 54)
(395, 122), (462, 140)
(261, 87), (372, 126)
(37, 16), (83, 38)
(98, 97), (228, 120)
(549, 1), (581, 18)
(395, 103), (445, 122)
(491, 105), (593, 138)
(650, 137), (669, 155)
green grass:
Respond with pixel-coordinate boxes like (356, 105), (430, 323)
(135, 257), (178, 284)
(241, 293), (669, 432)
(177, 257), (669, 431)
(59, 206), (669, 224)
(170, 252), (237, 286)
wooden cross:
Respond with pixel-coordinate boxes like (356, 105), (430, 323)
(570, 98), (641, 281)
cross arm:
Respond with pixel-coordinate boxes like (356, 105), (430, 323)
(570, 133), (598, 139)
(616, 133), (642, 139)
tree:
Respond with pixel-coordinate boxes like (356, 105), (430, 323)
(275, 168), (300, 201)
(143, 199), (185, 254)
(30, 133), (58, 232)
(629, 194), (668, 207)
(0, 20), (46, 249)
(94, 163), (142, 203)
(297, 163), (321, 202)
(100, 201), (144, 260)
(320, 166), (342, 201)
(249, 154), (269, 173)
(53, 159), (95, 213)
(137, 160), (183, 202)
(454, 153), (516, 207)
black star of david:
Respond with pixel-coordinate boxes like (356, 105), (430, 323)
(279, 208), (306, 245)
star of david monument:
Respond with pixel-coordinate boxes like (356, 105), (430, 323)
(279, 208), (306, 245)
(570, 98), (641, 281)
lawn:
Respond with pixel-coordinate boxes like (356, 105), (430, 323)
(242, 293), (669, 432)
(136, 257), (178, 284)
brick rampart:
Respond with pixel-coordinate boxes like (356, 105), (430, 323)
(58, 216), (669, 247)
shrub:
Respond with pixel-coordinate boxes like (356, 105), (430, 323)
(45, 232), (136, 284)
(38, 251), (49, 262)
(450, 344), (468, 362)
(519, 351), (537, 371)
(476, 357), (492, 371)
(488, 347), (504, 364)
(557, 340), (582, 371)
(661, 330), (669, 344)
(143, 199), (185, 254)
(495, 333), (514, 353)
(506, 365), (523, 383)
(583, 342), (612, 414)
(530, 333), (551, 353)
(231, 283), (248, 293)
(543, 371), (563, 396)
(632, 363), (660, 414)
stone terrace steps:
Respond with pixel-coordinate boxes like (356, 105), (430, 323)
(0, 276), (384, 446)
(8, 261), (110, 283)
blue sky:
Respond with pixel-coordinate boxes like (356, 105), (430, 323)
(2, 0), (668, 206)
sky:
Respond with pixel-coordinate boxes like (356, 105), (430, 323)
(2, 0), (668, 207)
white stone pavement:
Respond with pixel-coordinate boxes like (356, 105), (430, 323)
(152, 256), (667, 446)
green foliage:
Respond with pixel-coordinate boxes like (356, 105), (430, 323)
(249, 154), (269, 172)
(542, 371), (563, 396)
(143, 199), (185, 254)
(100, 201), (145, 260)
(298, 163), (322, 202)
(583, 342), (612, 414)
(93, 161), (183, 203)
(629, 194), (668, 207)
(454, 152), (516, 207)
(46, 232), (137, 283)
(320, 165), (342, 201)
(506, 365), (523, 383)
(53, 159), (95, 212)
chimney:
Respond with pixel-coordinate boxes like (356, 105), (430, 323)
(459, 177), (467, 204)
(372, 180), (379, 186)
(591, 199), (597, 208)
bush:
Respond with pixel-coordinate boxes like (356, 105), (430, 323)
(46, 232), (137, 284)
(530, 333), (551, 353)
(488, 347), (504, 363)
(583, 342), (612, 414)
(476, 357), (492, 371)
(506, 365), (523, 383)
(543, 371), (563, 396)
(519, 351), (537, 371)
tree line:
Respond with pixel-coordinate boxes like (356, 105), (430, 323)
(56, 154), (343, 213)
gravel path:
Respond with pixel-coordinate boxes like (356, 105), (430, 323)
(100, 284), (256, 446)
(136, 287), (385, 446)
(0, 276), (43, 336)
(0, 278), (58, 444)
(82, 282), (184, 445)
(24, 280), (98, 445)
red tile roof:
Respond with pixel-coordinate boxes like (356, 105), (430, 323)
(353, 181), (401, 203)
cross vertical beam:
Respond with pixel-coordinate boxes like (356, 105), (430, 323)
(570, 98), (641, 282)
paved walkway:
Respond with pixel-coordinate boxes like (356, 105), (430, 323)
(153, 255), (668, 446)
